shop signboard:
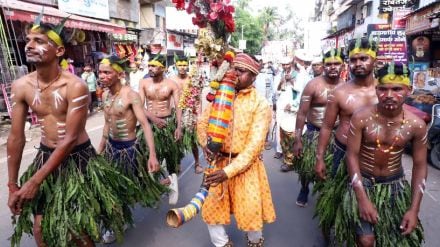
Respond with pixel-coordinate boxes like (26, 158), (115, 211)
(58, 0), (110, 20)
(337, 29), (354, 48)
(321, 38), (337, 52)
(167, 33), (183, 51)
(392, 8), (412, 29)
(367, 24), (407, 63)
(379, 0), (418, 13)
(406, 3), (440, 35)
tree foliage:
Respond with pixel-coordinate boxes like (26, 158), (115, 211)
(230, 0), (264, 55)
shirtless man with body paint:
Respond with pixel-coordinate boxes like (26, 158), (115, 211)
(139, 55), (182, 204)
(170, 56), (203, 174)
(7, 23), (94, 246)
(346, 63), (427, 247)
(293, 48), (344, 207)
(314, 38), (379, 180)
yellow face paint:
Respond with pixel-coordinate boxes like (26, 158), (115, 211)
(379, 74), (411, 87)
(148, 60), (164, 67)
(349, 48), (377, 59)
(323, 56), (343, 64)
(31, 25), (64, 47)
(176, 61), (188, 66)
(100, 58), (124, 73)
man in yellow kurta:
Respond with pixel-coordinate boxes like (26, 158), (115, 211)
(197, 53), (276, 247)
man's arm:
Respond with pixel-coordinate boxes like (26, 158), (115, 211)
(401, 121), (428, 235)
(97, 92), (110, 154)
(293, 82), (314, 156)
(346, 111), (378, 224)
(171, 81), (182, 140)
(315, 90), (340, 179)
(222, 102), (272, 178)
(7, 81), (28, 190)
(130, 91), (159, 172)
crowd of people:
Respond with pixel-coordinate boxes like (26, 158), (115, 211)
(6, 17), (428, 247)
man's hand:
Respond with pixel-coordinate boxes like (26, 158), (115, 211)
(284, 74), (291, 81)
(174, 127), (182, 141)
(8, 179), (40, 215)
(202, 146), (217, 163)
(284, 104), (291, 112)
(152, 117), (167, 128)
(400, 209), (419, 235)
(358, 198), (378, 225)
(315, 159), (327, 180)
(293, 139), (303, 157)
(147, 155), (160, 173)
(205, 170), (228, 186)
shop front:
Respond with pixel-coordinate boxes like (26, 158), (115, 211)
(0, 0), (126, 118)
(404, 2), (440, 115)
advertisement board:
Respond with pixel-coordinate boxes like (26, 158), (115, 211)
(367, 24), (407, 63)
(58, 0), (110, 20)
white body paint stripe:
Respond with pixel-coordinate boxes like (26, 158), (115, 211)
(72, 95), (88, 103)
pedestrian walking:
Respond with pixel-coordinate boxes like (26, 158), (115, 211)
(345, 62), (426, 246)
(198, 53), (276, 247)
(81, 64), (98, 114)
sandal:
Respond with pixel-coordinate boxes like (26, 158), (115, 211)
(194, 163), (204, 174)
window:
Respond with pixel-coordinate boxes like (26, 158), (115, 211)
(156, 15), (161, 28)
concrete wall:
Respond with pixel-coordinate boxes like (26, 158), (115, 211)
(108, 0), (140, 23)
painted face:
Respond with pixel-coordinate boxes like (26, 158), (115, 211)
(98, 63), (121, 88)
(376, 83), (410, 111)
(148, 64), (164, 77)
(234, 66), (256, 90)
(323, 59), (342, 79)
(349, 53), (375, 78)
(25, 31), (61, 64)
(176, 64), (188, 75)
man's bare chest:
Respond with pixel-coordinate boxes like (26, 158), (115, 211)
(26, 86), (69, 115)
(145, 84), (172, 101)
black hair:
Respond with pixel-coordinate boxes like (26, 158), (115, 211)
(26, 23), (68, 45)
(347, 37), (378, 53)
(376, 63), (410, 81)
(176, 55), (188, 62)
(149, 55), (166, 66)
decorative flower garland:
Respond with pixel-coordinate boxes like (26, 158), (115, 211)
(206, 51), (235, 102)
(178, 65), (205, 129)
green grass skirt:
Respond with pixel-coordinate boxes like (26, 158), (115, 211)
(294, 129), (333, 185)
(137, 114), (186, 174)
(102, 140), (168, 208)
(340, 178), (424, 246)
(11, 146), (137, 247)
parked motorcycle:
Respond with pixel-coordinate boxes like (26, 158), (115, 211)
(428, 104), (440, 169)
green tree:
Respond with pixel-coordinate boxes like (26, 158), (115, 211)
(230, 2), (264, 55)
(258, 6), (280, 41)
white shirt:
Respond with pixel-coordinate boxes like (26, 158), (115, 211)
(129, 70), (145, 92)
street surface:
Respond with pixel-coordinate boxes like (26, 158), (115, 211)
(1, 111), (440, 246)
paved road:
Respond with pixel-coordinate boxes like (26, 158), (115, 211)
(1, 112), (440, 246)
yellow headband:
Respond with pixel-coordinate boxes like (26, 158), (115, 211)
(148, 60), (164, 67)
(379, 74), (411, 87)
(176, 61), (188, 66)
(31, 25), (64, 47)
(349, 48), (377, 59)
(323, 56), (343, 64)
(100, 58), (124, 73)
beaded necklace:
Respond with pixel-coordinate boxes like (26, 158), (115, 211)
(374, 107), (406, 153)
(37, 69), (62, 93)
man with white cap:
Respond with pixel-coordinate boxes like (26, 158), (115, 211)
(311, 56), (324, 77)
(273, 57), (295, 160)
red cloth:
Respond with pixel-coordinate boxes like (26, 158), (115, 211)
(233, 53), (261, 75)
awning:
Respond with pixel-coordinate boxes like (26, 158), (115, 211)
(0, 0), (126, 34)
